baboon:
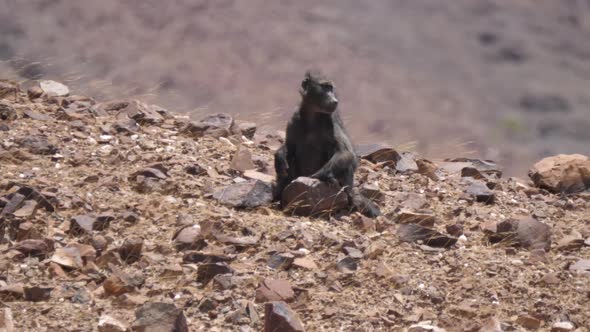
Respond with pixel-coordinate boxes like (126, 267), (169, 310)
(274, 71), (381, 218)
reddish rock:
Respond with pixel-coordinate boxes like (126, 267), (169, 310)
(243, 170), (274, 184)
(255, 279), (295, 303)
(281, 177), (349, 217)
(14, 239), (54, 258)
(98, 314), (128, 332)
(293, 257), (318, 270)
(51, 243), (96, 269)
(264, 301), (305, 332)
(396, 210), (436, 227)
(517, 315), (542, 330)
(528, 154), (590, 194)
(23, 286), (53, 302)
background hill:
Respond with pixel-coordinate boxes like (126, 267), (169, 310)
(2, 0), (590, 174)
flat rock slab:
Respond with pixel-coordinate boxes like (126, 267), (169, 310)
(182, 113), (233, 138)
(528, 154), (590, 194)
(131, 302), (188, 332)
(281, 177), (348, 217)
(40, 80), (69, 96)
(487, 216), (552, 252)
(264, 301), (305, 332)
(213, 180), (272, 208)
(356, 143), (401, 164)
(397, 224), (458, 248)
(466, 181), (495, 204)
(256, 278), (295, 302)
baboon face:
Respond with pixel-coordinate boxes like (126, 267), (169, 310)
(301, 72), (339, 114)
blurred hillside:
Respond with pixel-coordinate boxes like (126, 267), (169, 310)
(2, 0), (590, 174)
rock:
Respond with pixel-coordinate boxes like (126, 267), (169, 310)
(51, 243), (95, 269)
(516, 315), (542, 330)
(185, 163), (207, 176)
(23, 110), (51, 121)
(555, 232), (585, 251)
(119, 237), (143, 264)
(360, 183), (384, 202)
(213, 180), (272, 209)
(173, 225), (205, 251)
(17, 135), (58, 155)
(243, 170), (274, 184)
(488, 217), (551, 252)
(255, 279), (295, 303)
(264, 301), (305, 332)
(118, 100), (163, 125)
(12, 199), (38, 218)
(528, 154), (590, 194)
(232, 121), (257, 139)
(253, 127), (284, 150)
(131, 302), (188, 332)
(230, 145), (255, 172)
(0, 285), (24, 301)
(356, 143), (401, 164)
(0, 308), (14, 332)
(183, 251), (234, 264)
(416, 159), (441, 180)
(520, 93), (570, 113)
(397, 224), (458, 248)
(396, 210), (436, 227)
(27, 85), (43, 99)
(466, 181), (495, 204)
(396, 152), (419, 173)
(281, 177), (349, 217)
(408, 322), (447, 332)
(13, 239), (54, 258)
(23, 286), (52, 302)
(0, 102), (17, 121)
(215, 234), (259, 247)
(441, 158), (502, 178)
(182, 113), (233, 138)
(267, 252), (295, 270)
(40, 80), (69, 96)
(0, 81), (18, 100)
(70, 215), (109, 235)
(293, 257), (318, 270)
(98, 314), (128, 332)
(551, 321), (575, 332)
(569, 259), (590, 275)
(336, 256), (358, 274)
(197, 263), (234, 285)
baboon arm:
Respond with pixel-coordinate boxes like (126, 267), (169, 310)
(310, 149), (355, 184)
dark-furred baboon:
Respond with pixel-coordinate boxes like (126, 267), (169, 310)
(274, 71), (381, 218)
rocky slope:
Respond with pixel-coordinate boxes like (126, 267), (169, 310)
(2, 1), (590, 176)
(0, 79), (589, 331)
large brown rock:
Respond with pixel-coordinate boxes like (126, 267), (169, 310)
(0, 102), (17, 121)
(356, 143), (401, 164)
(281, 177), (349, 217)
(528, 154), (590, 194)
(264, 301), (305, 332)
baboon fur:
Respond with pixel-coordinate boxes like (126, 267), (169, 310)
(274, 71), (381, 218)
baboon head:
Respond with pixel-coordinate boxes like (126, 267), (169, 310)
(300, 71), (339, 114)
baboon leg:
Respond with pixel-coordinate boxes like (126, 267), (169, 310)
(311, 150), (355, 187)
(273, 144), (293, 201)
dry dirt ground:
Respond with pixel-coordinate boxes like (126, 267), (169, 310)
(1, 1), (590, 176)
(0, 80), (588, 331)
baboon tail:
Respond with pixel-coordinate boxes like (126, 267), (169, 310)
(349, 188), (381, 218)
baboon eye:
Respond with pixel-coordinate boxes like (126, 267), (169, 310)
(322, 84), (333, 92)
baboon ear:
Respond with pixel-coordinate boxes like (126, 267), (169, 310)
(301, 74), (311, 91)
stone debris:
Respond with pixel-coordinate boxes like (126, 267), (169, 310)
(0, 80), (588, 331)
(528, 154), (590, 194)
(39, 80), (69, 97)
